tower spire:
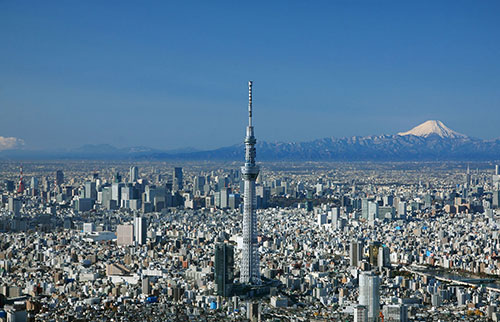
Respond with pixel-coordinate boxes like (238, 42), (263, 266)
(248, 80), (253, 127)
(241, 80), (261, 286)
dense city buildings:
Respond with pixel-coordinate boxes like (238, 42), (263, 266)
(1, 159), (500, 321)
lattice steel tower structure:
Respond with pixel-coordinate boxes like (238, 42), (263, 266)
(240, 80), (261, 285)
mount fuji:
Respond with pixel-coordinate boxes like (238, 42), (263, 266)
(398, 120), (467, 139)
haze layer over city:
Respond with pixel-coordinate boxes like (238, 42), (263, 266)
(1, 1), (500, 322)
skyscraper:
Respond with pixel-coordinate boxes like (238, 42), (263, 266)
(55, 170), (64, 186)
(358, 271), (380, 322)
(4, 180), (15, 192)
(84, 181), (97, 200)
(173, 167), (183, 191)
(240, 81), (261, 285)
(465, 164), (471, 187)
(353, 305), (368, 322)
(114, 171), (122, 183)
(30, 177), (38, 190)
(368, 201), (378, 223)
(215, 243), (234, 297)
(134, 215), (147, 245)
(368, 242), (382, 267)
(493, 165), (500, 189)
(8, 197), (22, 216)
(350, 240), (364, 267)
(130, 166), (139, 183)
(361, 198), (369, 219)
(377, 246), (390, 268)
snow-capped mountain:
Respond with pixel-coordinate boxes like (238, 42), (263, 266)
(2, 121), (499, 161)
(398, 120), (467, 139)
(160, 120), (495, 161)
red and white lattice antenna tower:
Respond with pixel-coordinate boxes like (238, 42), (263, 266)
(17, 164), (25, 194)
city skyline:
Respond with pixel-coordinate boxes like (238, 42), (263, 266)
(1, 158), (500, 320)
(1, 1), (500, 151)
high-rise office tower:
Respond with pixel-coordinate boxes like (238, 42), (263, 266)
(361, 198), (369, 219)
(134, 215), (147, 245)
(247, 302), (260, 322)
(493, 191), (500, 209)
(84, 181), (97, 200)
(397, 201), (407, 217)
(8, 197), (22, 216)
(194, 175), (205, 195)
(368, 201), (378, 223)
(173, 167), (183, 191)
(215, 243), (234, 297)
(142, 277), (151, 296)
(5, 180), (15, 192)
(493, 165), (500, 189)
(358, 271), (380, 322)
(465, 164), (471, 187)
(42, 177), (51, 193)
(240, 81), (261, 285)
(111, 182), (123, 204)
(220, 188), (231, 209)
(350, 240), (364, 267)
(55, 170), (64, 186)
(368, 242), (382, 267)
(30, 177), (38, 190)
(377, 246), (390, 268)
(130, 166), (139, 183)
(114, 171), (122, 183)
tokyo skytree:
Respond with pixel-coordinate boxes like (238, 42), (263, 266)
(240, 80), (261, 285)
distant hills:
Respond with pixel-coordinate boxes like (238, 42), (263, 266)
(1, 120), (499, 161)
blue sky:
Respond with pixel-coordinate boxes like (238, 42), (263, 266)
(1, 1), (499, 150)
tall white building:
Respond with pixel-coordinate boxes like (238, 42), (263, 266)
(240, 81), (261, 285)
(8, 197), (22, 216)
(130, 166), (139, 183)
(134, 216), (147, 245)
(493, 165), (500, 189)
(368, 201), (379, 223)
(397, 201), (407, 217)
(354, 305), (368, 322)
(359, 271), (380, 322)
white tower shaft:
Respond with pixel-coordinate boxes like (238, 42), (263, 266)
(240, 81), (261, 285)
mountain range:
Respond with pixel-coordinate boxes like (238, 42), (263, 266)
(1, 120), (499, 161)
